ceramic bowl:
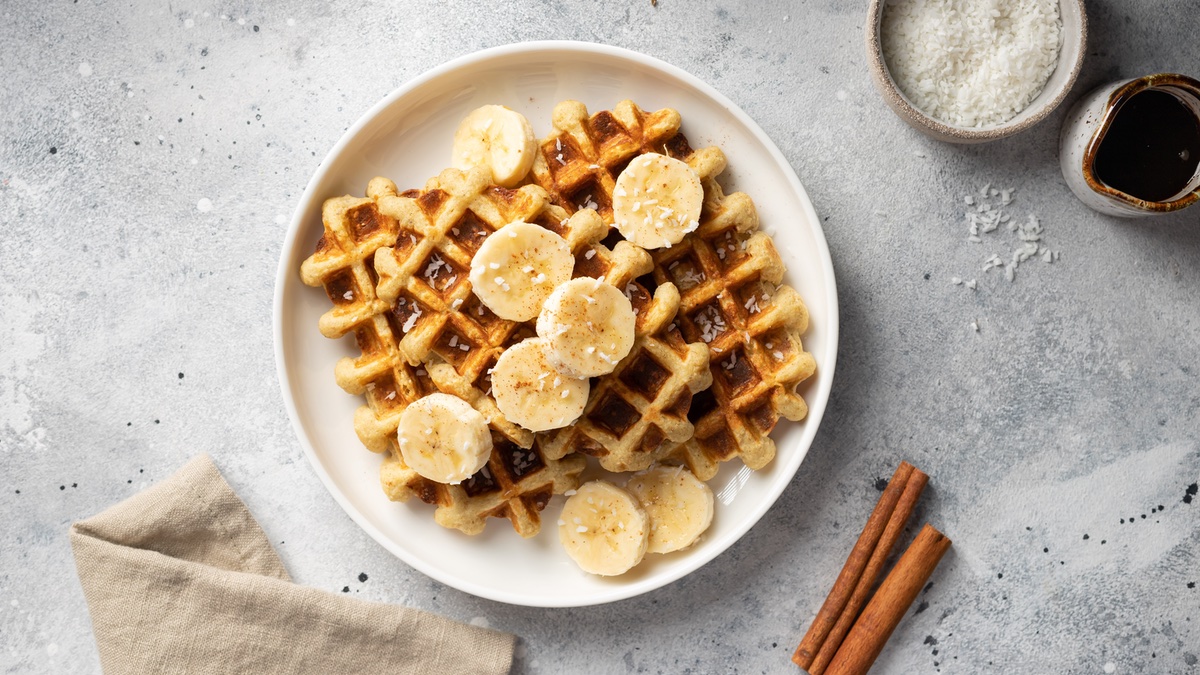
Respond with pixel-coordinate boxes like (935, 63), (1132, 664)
(865, 0), (1088, 143)
(273, 41), (839, 607)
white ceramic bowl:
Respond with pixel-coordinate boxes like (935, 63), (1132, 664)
(866, 0), (1088, 143)
(273, 41), (839, 607)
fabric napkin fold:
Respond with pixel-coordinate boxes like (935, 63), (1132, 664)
(70, 454), (515, 674)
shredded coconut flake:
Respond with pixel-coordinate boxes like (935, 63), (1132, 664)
(881, 0), (1062, 127)
(957, 187), (1057, 288)
(424, 255), (446, 280)
(401, 306), (421, 333)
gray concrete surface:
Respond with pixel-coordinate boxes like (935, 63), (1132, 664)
(2, 0), (1198, 673)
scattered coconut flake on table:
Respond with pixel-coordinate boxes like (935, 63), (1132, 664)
(881, 0), (1062, 127)
(955, 186), (1057, 285)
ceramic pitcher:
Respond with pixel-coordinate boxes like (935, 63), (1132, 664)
(1059, 73), (1200, 217)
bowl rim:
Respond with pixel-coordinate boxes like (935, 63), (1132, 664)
(271, 39), (841, 606)
(865, 0), (1089, 141)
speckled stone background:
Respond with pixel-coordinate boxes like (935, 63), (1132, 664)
(3, 0), (1199, 673)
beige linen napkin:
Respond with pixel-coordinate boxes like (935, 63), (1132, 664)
(70, 454), (515, 674)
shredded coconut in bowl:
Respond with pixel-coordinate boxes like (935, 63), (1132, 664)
(881, 0), (1062, 128)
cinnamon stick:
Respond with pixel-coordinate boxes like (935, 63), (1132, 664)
(806, 468), (928, 675)
(824, 524), (952, 675)
(792, 462), (915, 669)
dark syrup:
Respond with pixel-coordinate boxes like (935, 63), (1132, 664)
(1093, 89), (1200, 202)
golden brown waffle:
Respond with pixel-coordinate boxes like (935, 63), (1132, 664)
(300, 171), (587, 537)
(343, 168), (575, 454)
(392, 362), (586, 536)
(532, 206), (714, 474)
(360, 171), (614, 450)
(539, 278), (713, 473)
(299, 179), (403, 339)
(347, 168), (546, 398)
(528, 100), (685, 218)
(373, 360), (586, 537)
(654, 136), (817, 481)
(529, 100), (816, 480)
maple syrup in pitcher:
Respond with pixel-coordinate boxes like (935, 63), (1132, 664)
(1093, 89), (1200, 202)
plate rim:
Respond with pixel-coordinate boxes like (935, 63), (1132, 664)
(272, 39), (840, 607)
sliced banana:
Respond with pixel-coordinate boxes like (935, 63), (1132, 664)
(558, 480), (650, 576)
(536, 277), (636, 378)
(491, 338), (589, 432)
(396, 393), (492, 484)
(625, 465), (715, 554)
(611, 152), (704, 250)
(468, 222), (573, 322)
(451, 105), (537, 187)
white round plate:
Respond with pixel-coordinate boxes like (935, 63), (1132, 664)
(274, 41), (838, 607)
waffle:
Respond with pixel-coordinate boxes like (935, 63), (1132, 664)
(381, 362), (586, 537)
(491, 204), (714, 474)
(528, 99), (686, 218)
(344, 167), (573, 452)
(300, 171), (587, 537)
(528, 100), (816, 480)
(347, 168), (545, 397)
(654, 136), (817, 480)
(299, 179), (402, 339)
(539, 277), (713, 473)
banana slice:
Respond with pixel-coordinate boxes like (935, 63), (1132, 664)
(491, 338), (589, 432)
(625, 465), (715, 554)
(536, 277), (636, 378)
(396, 393), (492, 484)
(558, 480), (650, 576)
(451, 105), (537, 187)
(468, 222), (573, 322)
(611, 153), (704, 250)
